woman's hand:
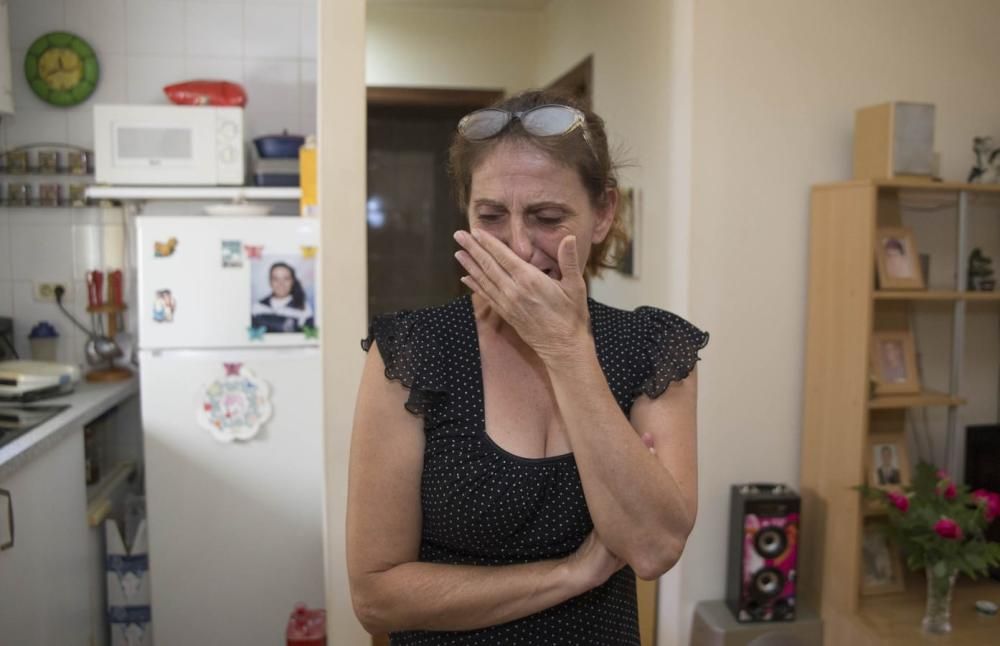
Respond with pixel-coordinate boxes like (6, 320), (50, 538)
(453, 229), (590, 362)
(562, 531), (626, 594)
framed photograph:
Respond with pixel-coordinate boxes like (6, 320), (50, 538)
(860, 520), (905, 595)
(866, 431), (911, 491)
(616, 187), (640, 278)
(249, 254), (317, 333)
(875, 227), (925, 290)
(870, 330), (921, 395)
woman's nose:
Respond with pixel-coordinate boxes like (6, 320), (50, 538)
(508, 219), (534, 261)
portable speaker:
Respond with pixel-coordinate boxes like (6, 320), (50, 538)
(726, 483), (800, 622)
(853, 101), (936, 180)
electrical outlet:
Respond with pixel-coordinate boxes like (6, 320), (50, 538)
(33, 282), (69, 303)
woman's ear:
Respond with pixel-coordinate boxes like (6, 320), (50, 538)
(591, 186), (618, 244)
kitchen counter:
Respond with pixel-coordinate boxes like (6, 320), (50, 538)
(0, 378), (139, 480)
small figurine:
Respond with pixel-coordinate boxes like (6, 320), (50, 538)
(968, 136), (1000, 183)
(968, 248), (995, 291)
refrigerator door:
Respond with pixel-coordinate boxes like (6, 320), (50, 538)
(136, 216), (320, 350)
(139, 348), (324, 645)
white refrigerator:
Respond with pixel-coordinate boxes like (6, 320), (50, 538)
(136, 216), (325, 645)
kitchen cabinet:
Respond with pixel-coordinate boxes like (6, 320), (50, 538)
(0, 427), (91, 645)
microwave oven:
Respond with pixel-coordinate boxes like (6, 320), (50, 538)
(94, 105), (245, 185)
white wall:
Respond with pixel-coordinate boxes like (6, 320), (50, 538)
(682, 2), (1000, 644)
(366, 4), (539, 91)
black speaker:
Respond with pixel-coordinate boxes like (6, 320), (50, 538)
(726, 483), (800, 622)
(965, 425), (1000, 581)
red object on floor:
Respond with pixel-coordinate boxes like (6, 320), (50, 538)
(163, 80), (247, 107)
(286, 603), (326, 646)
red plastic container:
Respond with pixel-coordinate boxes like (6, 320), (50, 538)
(287, 603), (326, 646)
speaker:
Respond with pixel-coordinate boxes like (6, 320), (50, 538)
(964, 425), (1000, 580)
(726, 483), (800, 622)
(853, 101), (935, 180)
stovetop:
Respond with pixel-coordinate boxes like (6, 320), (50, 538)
(0, 404), (71, 450)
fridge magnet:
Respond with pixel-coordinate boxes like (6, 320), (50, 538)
(247, 325), (266, 341)
(154, 237), (178, 257)
(197, 364), (273, 443)
(300, 245), (317, 259)
(152, 290), (176, 322)
(250, 254), (317, 334)
(244, 244), (263, 259)
(302, 325), (319, 339)
(221, 240), (243, 268)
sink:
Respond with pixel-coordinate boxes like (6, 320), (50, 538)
(0, 404), (71, 449)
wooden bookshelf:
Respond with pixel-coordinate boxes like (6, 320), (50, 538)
(801, 179), (998, 645)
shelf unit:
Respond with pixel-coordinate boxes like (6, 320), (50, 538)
(85, 186), (301, 201)
(800, 179), (999, 646)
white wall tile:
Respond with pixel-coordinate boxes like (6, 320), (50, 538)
(9, 0), (66, 49)
(90, 53), (129, 104)
(65, 0), (128, 55)
(244, 1), (299, 59)
(0, 281), (13, 317)
(11, 281), (79, 364)
(2, 109), (70, 148)
(183, 57), (244, 84)
(125, 0), (186, 56)
(186, 1), (243, 57)
(0, 209), (10, 282)
(10, 221), (75, 281)
(11, 48), (51, 114)
(243, 58), (300, 137)
(126, 55), (186, 103)
(300, 0), (316, 60)
(299, 60), (315, 136)
(73, 224), (103, 280)
(66, 107), (95, 150)
(8, 207), (74, 227)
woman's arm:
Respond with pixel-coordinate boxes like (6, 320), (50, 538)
(347, 341), (622, 635)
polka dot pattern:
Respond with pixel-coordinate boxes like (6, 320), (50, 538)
(361, 295), (708, 645)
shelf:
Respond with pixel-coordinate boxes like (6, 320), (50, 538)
(86, 460), (136, 527)
(815, 177), (1000, 194)
(868, 391), (966, 409)
(856, 575), (1000, 645)
(86, 186), (301, 201)
(874, 290), (1000, 302)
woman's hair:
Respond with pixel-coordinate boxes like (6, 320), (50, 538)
(269, 261), (307, 310)
(447, 89), (628, 278)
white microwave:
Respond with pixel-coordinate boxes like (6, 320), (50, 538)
(94, 105), (245, 185)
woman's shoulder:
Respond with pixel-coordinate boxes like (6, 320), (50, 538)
(362, 294), (470, 351)
(588, 298), (705, 338)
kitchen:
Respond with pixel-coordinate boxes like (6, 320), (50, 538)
(0, 0), (325, 644)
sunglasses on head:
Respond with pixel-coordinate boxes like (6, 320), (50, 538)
(457, 104), (598, 161)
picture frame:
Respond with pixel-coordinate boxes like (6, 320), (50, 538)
(875, 227), (925, 290)
(866, 431), (912, 491)
(870, 330), (921, 395)
(616, 187), (640, 278)
(860, 519), (906, 595)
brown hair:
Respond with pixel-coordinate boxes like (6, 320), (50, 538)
(447, 89), (628, 278)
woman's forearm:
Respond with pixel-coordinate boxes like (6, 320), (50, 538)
(543, 339), (694, 578)
(353, 558), (582, 635)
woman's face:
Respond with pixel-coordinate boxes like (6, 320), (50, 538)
(466, 141), (615, 281)
(270, 266), (293, 298)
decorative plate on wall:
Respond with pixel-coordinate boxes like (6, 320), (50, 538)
(24, 32), (100, 107)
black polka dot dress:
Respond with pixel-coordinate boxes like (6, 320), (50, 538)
(362, 294), (708, 645)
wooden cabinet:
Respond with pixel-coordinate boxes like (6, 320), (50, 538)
(0, 428), (92, 645)
(801, 179), (1000, 646)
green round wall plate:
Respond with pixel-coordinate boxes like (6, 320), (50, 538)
(24, 32), (100, 107)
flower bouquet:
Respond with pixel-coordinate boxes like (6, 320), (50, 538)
(857, 461), (1000, 634)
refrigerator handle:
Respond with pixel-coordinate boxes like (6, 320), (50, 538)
(0, 488), (12, 551)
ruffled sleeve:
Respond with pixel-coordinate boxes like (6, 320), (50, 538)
(633, 307), (709, 400)
(361, 310), (447, 417)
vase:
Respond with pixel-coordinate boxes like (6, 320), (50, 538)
(922, 561), (958, 634)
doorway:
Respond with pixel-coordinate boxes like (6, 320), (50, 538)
(366, 87), (503, 316)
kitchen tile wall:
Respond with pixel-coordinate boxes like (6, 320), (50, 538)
(0, 0), (317, 368)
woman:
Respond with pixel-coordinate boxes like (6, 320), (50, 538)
(250, 261), (314, 332)
(347, 90), (708, 644)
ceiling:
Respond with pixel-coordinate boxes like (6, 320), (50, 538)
(368, 0), (551, 12)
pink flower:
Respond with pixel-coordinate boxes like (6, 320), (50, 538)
(936, 471), (957, 500)
(972, 489), (1000, 523)
(933, 517), (963, 540)
(886, 491), (910, 513)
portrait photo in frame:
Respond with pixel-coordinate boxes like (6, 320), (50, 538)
(866, 431), (912, 492)
(875, 227), (925, 290)
(870, 330), (921, 395)
(860, 519), (906, 595)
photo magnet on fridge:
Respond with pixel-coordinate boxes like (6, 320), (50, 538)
(300, 245), (317, 259)
(197, 364), (273, 443)
(154, 237), (178, 257)
(221, 240), (243, 268)
(244, 244), (263, 259)
(249, 253), (316, 334)
(152, 289), (176, 322)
